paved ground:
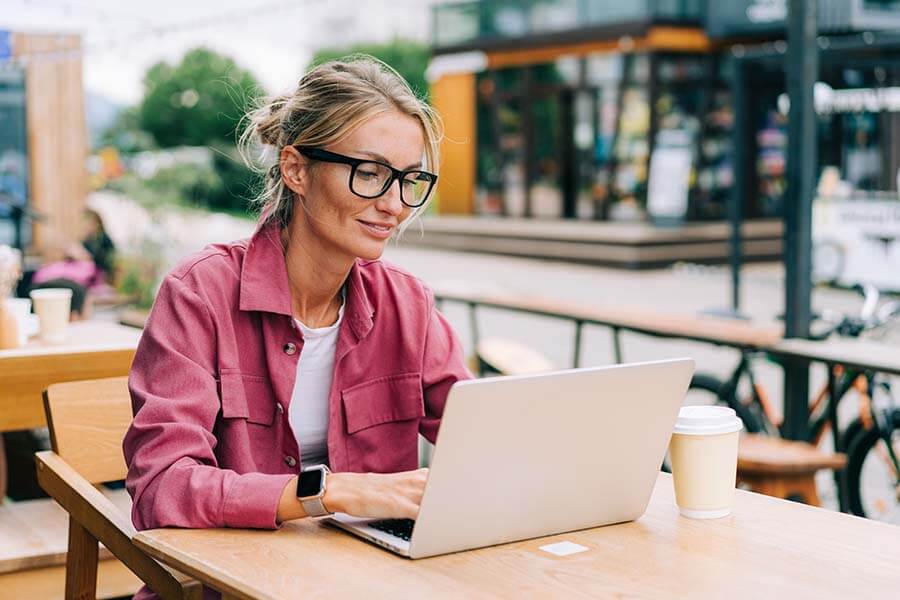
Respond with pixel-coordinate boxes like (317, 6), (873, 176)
(93, 192), (899, 513)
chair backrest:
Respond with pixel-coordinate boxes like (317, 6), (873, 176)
(43, 376), (132, 484)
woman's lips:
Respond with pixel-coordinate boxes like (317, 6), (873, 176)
(357, 220), (394, 239)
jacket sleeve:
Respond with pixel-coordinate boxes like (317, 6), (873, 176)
(419, 289), (473, 443)
(123, 274), (293, 530)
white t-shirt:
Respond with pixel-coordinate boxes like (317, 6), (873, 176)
(289, 300), (345, 469)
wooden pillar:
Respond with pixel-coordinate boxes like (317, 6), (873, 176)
(12, 32), (88, 254)
(430, 72), (476, 215)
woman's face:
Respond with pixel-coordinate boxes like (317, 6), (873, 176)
(283, 110), (426, 264)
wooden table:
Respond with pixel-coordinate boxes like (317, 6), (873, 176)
(0, 320), (142, 431)
(134, 474), (900, 599)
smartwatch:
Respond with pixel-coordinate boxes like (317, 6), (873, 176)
(297, 465), (332, 518)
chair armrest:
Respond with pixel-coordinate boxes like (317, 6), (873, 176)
(35, 451), (202, 600)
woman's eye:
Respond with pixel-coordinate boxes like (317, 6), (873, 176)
(358, 170), (379, 180)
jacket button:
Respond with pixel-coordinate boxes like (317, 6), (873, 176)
(276, 402), (284, 415)
(283, 342), (297, 355)
(284, 455), (297, 468)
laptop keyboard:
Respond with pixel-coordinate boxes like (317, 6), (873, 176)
(368, 518), (415, 541)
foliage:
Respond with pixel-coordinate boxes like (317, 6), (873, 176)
(138, 47), (264, 148)
(310, 39), (431, 101)
(98, 107), (157, 154)
(209, 145), (261, 215)
(115, 231), (166, 310)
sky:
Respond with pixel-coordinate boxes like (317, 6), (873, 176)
(2, 0), (440, 106)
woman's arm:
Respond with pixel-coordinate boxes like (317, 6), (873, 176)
(276, 468), (429, 521)
(419, 290), (474, 444)
(124, 274), (294, 530)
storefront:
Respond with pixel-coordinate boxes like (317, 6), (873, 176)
(472, 51), (731, 222)
(0, 30), (88, 253)
(730, 30), (900, 289)
(429, 0), (900, 225)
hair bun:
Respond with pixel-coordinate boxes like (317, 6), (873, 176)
(256, 94), (291, 146)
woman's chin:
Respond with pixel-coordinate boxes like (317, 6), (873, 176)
(355, 240), (388, 262)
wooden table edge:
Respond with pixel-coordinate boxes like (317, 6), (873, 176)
(132, 532), (268, 600)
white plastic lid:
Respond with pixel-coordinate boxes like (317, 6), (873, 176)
(673, 405), (743, 436)
(29, 288), (73, 300)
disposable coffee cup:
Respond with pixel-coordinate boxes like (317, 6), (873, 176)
(669, 405), (743, 519)
(5, 298), (32, 347)
(29, 288), (72, 345)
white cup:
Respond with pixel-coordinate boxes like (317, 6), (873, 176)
(29, 288), (73, 345)
(4, 297), (32, 347)
(669, 405), (743, 519)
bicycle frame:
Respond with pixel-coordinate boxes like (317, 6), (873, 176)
(717, 351), (890, 512)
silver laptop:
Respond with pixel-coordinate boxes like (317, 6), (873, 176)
(326, 358), (694, 559)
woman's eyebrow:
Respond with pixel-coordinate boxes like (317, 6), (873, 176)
(357, 149), (422, 171)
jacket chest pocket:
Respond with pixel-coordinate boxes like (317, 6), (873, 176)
(219, 370), (276, 426)
(341, 372), (424, 472)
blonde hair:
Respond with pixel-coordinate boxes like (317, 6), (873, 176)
(238, 55), (442, 233)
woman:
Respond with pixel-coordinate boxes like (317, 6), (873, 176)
(29, 208), (116, 319)
(123, 56), (472, 591)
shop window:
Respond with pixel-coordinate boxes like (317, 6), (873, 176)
(0, 67), (29, 248)
(529, 94), (563, 218)
(475, 74), (504, 216)
(499, 100), (527, 217)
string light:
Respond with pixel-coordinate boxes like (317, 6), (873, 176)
(1, 0), (311, 66)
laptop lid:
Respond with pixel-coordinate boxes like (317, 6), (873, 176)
(408, 358), (694, 559)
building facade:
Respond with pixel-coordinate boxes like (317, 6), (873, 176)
(428, 0), (900, 223)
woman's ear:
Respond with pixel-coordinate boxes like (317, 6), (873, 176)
(280, 145), (309, 197)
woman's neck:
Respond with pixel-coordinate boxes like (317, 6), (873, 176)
(281, 226), (351, 328)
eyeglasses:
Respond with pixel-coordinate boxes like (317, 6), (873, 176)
(295, 146), (437, 208)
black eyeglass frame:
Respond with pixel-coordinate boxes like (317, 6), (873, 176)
(294, 146), (437, 208)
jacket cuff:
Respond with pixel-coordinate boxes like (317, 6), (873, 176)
(222, 472), (295, 529)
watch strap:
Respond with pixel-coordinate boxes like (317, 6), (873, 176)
(300, 495), (331, 518)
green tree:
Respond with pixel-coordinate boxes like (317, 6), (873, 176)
(310, 39), (431, 101)
(138, 47), (265, 148)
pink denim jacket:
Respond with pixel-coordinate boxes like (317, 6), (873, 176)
(123, 222), (472, 542)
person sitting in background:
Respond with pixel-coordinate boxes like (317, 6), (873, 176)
(28, 208), (116, 319)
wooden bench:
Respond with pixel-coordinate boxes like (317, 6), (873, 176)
(475, 337), (556, 376)
(35, 377), (201, 599)
(737, 434), (847, 506)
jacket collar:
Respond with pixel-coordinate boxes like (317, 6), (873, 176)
(239, 222), (375, 339)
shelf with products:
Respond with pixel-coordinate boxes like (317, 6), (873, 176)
(756, 107), (788, 217)
(611, 86), (651, 202)
(692, 86), (735, 220)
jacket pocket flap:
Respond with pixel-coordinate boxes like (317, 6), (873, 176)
(220, 371), (275, 426)
(341, 373), (424, 434)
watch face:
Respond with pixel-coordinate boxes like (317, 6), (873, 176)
(297, 468), (325, 498)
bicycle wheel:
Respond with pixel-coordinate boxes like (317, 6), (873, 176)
(844, 409), (900, 524)
(688, 373), (765, 434)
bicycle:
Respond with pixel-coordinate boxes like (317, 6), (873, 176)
(688, 284), (900, 523)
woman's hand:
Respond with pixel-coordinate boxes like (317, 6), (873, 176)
(324, 469), (429, 520)
(277, 468), (429, 523)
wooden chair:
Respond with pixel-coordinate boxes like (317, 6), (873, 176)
(737, 434), (847, 506)
(35, 376), (202, 600)
(0, 389), (139, 598)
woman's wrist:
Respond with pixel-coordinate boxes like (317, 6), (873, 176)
(323, 471), (357, 515)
